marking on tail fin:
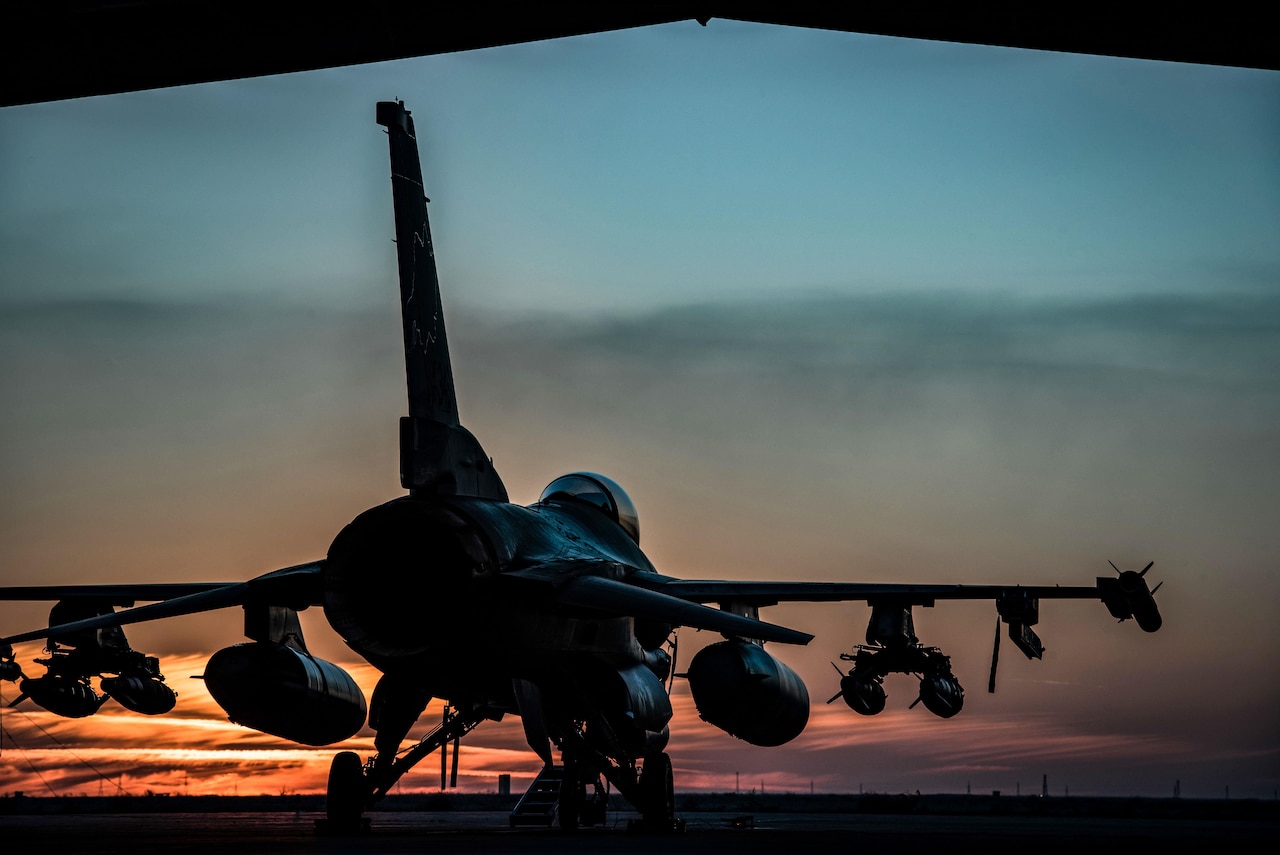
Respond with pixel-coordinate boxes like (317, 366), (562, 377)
(377, 100), (506, 501)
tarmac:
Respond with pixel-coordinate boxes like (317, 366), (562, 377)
(2, 808), (1277, 854)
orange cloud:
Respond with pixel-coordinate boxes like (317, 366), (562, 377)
(0, 647), (550, 796)
(0, 638), (1247, 799)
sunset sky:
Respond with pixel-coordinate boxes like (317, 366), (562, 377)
(1, 21), (1277, 801)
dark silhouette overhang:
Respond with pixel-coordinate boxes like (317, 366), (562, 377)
(3, 3), (1275, 108)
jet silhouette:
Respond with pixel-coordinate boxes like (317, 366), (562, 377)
(1, 101), (1163, 833)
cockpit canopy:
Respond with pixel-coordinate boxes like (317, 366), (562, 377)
(538, 472), (640, 544)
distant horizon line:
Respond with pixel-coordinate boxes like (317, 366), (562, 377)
(4, 789), (1269, 803)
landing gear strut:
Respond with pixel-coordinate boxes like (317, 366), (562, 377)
(551, 724), (683, 833)
(559, 757), (582, 831)
(558, 755), (610, 830)
(318, 703), (487, 835)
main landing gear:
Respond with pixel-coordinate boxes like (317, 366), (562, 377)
(565, 749), (679, 833)
(632, 751), (679, 832)
(318, 702), (486, 835)
(323, 751), (369, 833)
(553, 725), (683, 833)
(557, 755), (609, 830)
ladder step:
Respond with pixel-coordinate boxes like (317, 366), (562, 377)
(509, 765), (566, 827)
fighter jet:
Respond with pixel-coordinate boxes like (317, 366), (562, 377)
(0, 101), (1163, 833)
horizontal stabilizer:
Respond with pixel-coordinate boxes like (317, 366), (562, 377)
(556, 576), (813, 645)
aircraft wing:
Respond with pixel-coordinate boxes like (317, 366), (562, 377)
(630, 575), (1099, 604)
(0, 561), (323, 645)
(629, 568), (1163, 635)
(499, 561), (1161, 645)
(3, 560), (1158, 647)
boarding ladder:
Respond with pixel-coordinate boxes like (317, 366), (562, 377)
(509, 764), (564, 827)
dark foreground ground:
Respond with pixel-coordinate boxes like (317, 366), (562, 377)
(2, 795), (1276, 854)
(1, 809), (1276, 854)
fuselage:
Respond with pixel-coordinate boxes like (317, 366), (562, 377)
(322, 494), (668, 711)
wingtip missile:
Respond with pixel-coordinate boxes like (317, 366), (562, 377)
(1098, 561), (1163, 632)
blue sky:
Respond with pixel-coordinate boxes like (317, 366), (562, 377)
(1, 21), (1278, 799)
(3, 22), (1276, 311)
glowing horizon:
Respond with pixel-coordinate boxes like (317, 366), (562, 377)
(0, 644), (1250, 800)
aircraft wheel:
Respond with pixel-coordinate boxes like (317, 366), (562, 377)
(325, 750), (366, 831)
(638, 751), (674, 826)
(558, 762), (582, 831)
(582, 777), (608, 827)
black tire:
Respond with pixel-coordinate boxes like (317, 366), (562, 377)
(326, 750), (366, 828)
(582, 778), (608, 827)
(559, 759), (582, 831)
(638, 752), (674, 826)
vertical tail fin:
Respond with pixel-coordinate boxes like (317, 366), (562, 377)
(377, 101), (506, 501)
